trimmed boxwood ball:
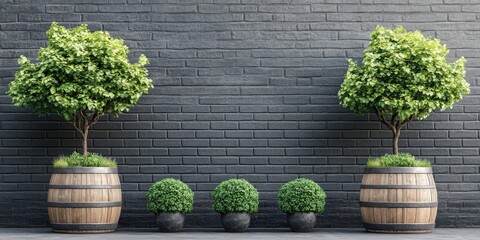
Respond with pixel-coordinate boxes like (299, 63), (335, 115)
(279, 178), (326, 214)
(366, 153), (431, 168)
(212, 179), (259, 213)
(146, 178), (194, 213)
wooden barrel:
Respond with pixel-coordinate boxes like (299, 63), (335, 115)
(47, 167), (122, 233)
(359, 167), (437, 233)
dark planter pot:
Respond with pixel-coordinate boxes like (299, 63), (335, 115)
(155, 212), (185, 232)
(221, 213), (251, 232)
(287, 212), (316, 232)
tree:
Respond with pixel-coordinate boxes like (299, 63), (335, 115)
(8, 22), (153, 156)
(338, 26), (469, 154)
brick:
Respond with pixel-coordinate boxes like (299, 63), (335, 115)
(123, 174), (152, 183)
(167, 130), (195, 139)
(151, 5), (197, 13)
(139, 131), (166, 139)
(225, 113), (253, 121)
(225, 130), (253, 139)
(123, 122), (152, 130)
(451, 166), (478, 174)
(168, 166), (197, 174)
(182, 157), (210, 165)
(196, 130), (224, 139)
(75, 5), (98, 12)
(100, 4), (149, 12)
(199, 4), (228, 13)
(268, 122), (298, 130)
(182, 174), (209, 183)
(255, 165), (284, 174)
(210, 139), (238, 147)
(168, 148), (196, 156)
(240, 122), (268, 130)
(226, 165), (254, 173)
(198, 166), (225, 174)
(259, 5), (311, 13)
(229, 5), (257, 13)
(211, 122), (238, 130)
(240, 139), (267, 147)
(212, 106), (239, 113)
(285, 166), (313, 173)
(140, 166), (167, 174)
(182, 139), (209, 147)
(451, 148), (479, 156)
(45, 5), (74, 13)
(450, 130), (478, 139)
(198, 148), (226, 156)
(227, 148), (253, 156)
(182, 122), (209, 130)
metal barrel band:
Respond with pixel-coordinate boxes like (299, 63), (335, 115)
(52, 168), (118, 174)
(359, 201), (438, 208)
(364, 167), (432, 174)
(47, 201), (122, 208)
(51, 223), (118, 231)
(360, 184), (436, 189)
(363, 223), (435, 231)
(48, 184), (121, 189)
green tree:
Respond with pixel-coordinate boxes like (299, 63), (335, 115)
(338, 26), (469, 154)
(8, 22), (153, 156)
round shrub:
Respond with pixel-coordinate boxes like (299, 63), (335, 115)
(212, 179), (259, 213)
(146, 178), (194, 213)
(53, 152), (116, 168)
(278, 178), (326, 214)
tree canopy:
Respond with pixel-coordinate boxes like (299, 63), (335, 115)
(8, 22), (153, 155)
(338, 26), (469, 154)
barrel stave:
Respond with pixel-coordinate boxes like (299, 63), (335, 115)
(47, 168), (121, 233)
(359, 168), (437, 233)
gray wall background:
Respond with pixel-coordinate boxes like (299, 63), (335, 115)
(1, 0), (479, 228)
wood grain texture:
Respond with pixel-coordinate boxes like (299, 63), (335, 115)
(360, 168), (437, 233)
(47, 169), (122, 233)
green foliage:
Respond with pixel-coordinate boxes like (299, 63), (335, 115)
(53, 152), (117, 168)
(212, 179), (259, 214)
(339, 26), (469, 121)
(278, 178), (326, 214)
(366, 153), (431, 168)
(8, 22), (153, 121)
(146, 178), (194, 213)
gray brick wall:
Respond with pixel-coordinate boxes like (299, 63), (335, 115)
(0, 0), (479, 228)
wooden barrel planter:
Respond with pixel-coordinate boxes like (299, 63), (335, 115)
(360, 167), (437, 233)
(47, 167), (122, 233)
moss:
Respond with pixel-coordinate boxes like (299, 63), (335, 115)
(53, 152), (117, 168)
(366, 153), (431, 168)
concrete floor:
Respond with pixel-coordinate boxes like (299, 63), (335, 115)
(0, 228), (479, 240)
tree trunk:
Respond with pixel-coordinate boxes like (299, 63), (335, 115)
(82, 127), (89, 156)
(392, 129), (400, 155)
